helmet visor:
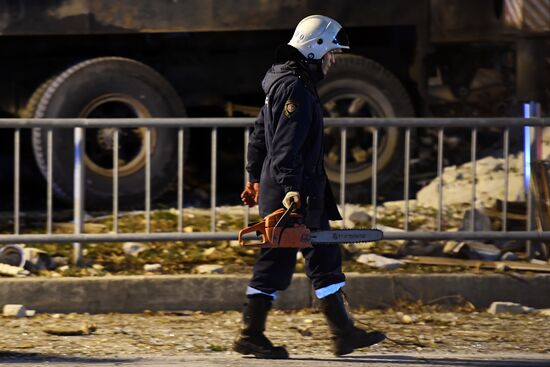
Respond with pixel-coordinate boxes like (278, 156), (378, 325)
(333, 29), (350, 49)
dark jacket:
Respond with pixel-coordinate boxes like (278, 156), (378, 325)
(247, 60), (342, 228)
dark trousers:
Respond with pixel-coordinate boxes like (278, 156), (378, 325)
(248, 243), (345, 294)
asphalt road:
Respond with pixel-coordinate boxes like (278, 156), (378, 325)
(1, 352), (550, 367)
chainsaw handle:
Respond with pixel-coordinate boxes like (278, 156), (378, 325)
(238, 221), (269, 247)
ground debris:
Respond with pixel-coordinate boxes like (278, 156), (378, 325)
(193, 264), (224, 274)
(488, 302), (536, 315)
(3, 206), (547, 277)
(356, 253), (404, 269)
(3, 304), (35, 318)
(0, 307), (548, 357)
(0, 263), (29, 277)
(122, 242), (148, 257)
(43, 322), (97, 336)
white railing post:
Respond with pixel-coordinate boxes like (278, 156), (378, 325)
(73, 127), (85, 266)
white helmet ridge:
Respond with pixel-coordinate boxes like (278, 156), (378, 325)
(288, 15), (350, 60)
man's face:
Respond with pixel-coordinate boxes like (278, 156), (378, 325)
(321, 51), (337, 75)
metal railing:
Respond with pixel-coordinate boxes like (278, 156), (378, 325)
(1, 117), (550, 264)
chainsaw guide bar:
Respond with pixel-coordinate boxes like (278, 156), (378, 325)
(238, 204), (383, 248)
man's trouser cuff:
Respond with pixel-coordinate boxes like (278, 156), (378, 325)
(315, 281), (346, 299)
(246, 286), (277, 300)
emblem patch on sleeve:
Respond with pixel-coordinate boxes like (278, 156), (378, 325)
(284, 100), (299, 118)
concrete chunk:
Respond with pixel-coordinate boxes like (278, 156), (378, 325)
(193, 264), (224, 274)
(122, 242), (147, 257)
(3, 304), (27, 318)
(0, 263), (29, 277)
(488, 301), (535, 314)
(356, 253), (404, 270)
(143, 264), (162, 272)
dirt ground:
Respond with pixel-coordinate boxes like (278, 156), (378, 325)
(1, 307), (549, 359)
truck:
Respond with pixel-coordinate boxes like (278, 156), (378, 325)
(0, 0), (548, 208)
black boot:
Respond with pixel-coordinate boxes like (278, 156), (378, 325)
(319, 291), (386, 356)
(233, 295), (289, 359)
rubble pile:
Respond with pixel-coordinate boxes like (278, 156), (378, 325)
(416, 154), (527, 209)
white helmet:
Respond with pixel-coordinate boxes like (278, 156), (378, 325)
(288, 15), (350, 60)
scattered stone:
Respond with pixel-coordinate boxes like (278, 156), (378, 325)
(168, 208), (180, 216)
(488, 302), (536, 315)
(144, 263), (162, 272)
(3, 304), (27, 318)
(92, 264), (104, 271)
(203, 247), (216, 257)
(122, 242), (148, 257)
(58, 265), (70, 272)
(537, 309), (550, 316)
(356, 253), (404, 270)
(229, 240), (240, 248)
(53, 223), (107, 234)
(193, 264), (224, 274)
(44, 322), (97, 336)
(183, 226), (194, 233)
(349, 211), (370, 224)
(25, 310), (36, 317)
(0, 263), (29, 277)
(396, 312), (413, 324)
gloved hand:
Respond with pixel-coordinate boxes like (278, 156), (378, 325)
(282, 191), (301, 209)
(241, 181), (260, 207)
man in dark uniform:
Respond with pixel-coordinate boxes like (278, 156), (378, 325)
(234, 15), (385, 359)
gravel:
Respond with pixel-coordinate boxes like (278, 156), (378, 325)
(0, 307), (549, 358)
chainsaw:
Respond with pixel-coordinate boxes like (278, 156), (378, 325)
(238, 202), (383, 248)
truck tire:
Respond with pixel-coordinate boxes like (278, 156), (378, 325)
(318, 54), (414, 203)
(30, 57), (186, 209)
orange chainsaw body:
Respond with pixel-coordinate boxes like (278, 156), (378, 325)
(238, 208), (312, 248)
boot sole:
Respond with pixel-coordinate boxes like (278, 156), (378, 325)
(334, 332), (386, 356)
(233, 340), (289, 359)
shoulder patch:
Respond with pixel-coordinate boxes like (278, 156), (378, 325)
(284, 100), (299, 118)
